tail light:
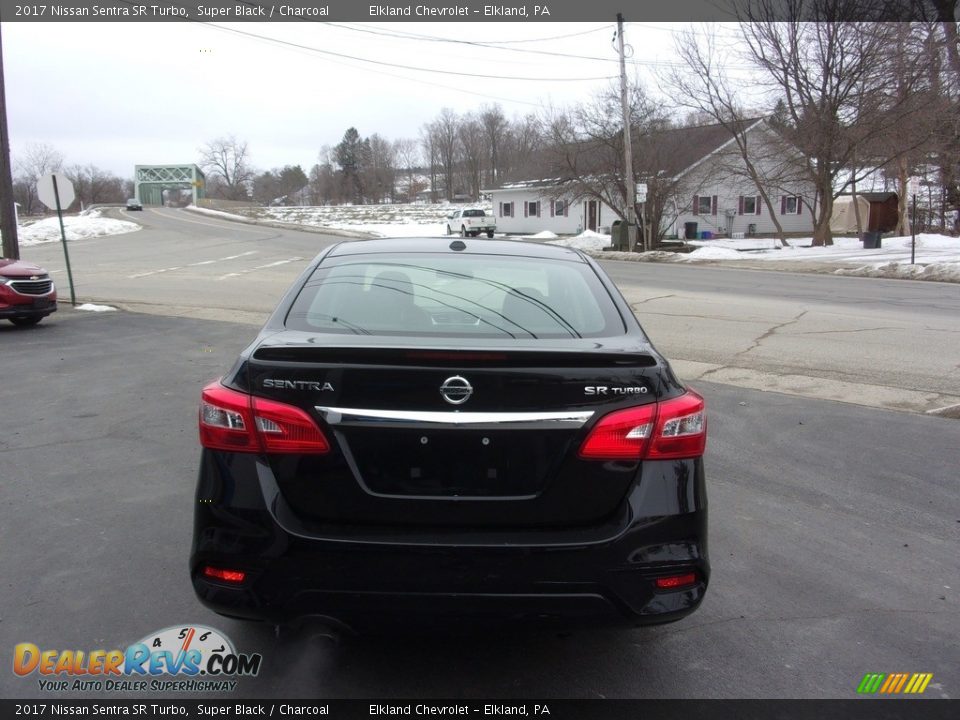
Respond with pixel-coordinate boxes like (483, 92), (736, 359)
(654, 572), (698, 589)
(199, 382), (330, 454)
(202, 566), (247, 584)
(578, 389), (706, 461)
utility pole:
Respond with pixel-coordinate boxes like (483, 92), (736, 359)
(0, 25), (20, 260)
(616, 14), (639, 252)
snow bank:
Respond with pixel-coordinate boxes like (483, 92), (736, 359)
(547, 231), (612, 252)
(834, 261), (960, 282)
(76, 303), (117, 312)
(523, 230), (559, 240)
(683, 246), (743, 261)
(18, 214), (140, 247)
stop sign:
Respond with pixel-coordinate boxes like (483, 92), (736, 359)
(37, 172), (76, 211)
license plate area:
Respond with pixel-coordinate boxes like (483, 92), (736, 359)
(343, 428), (571, 498)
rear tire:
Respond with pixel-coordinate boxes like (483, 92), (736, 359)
(446, 225), (452, 236)
(460, 226), (467, 238)
(10, 316), (42, 327)
(487, 231), (494, 238)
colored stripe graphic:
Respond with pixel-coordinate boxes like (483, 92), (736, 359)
(858, 672), (933, 694)
(858, 673), (885, 693)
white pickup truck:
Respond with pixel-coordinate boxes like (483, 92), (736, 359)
(446, 208), (496, 238)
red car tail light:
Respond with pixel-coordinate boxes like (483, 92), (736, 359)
(654, 572), (698, 589)
(200, 384), (258, 452)
(647, 389), (706, 460)
(578, 390), (706, 461)
(199, 382), (329, 454)
(202, 566), (247, 584)
(578, 404), (657, 459)
(251, 396), (330, 454)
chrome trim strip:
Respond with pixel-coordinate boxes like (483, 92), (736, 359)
(316, 406), (594, 430)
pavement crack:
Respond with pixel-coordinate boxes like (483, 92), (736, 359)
(735, 309), (809, 358)
(794, 326), (900, 336)
(629, 294), (676, 307)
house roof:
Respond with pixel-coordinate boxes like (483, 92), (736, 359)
(486, 119), (765, 194)
(641, 119), (762, 178)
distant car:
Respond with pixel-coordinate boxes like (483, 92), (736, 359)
(126, 198), (143, 211)
(446, 208), (495, 238)
(191, 238), (709, 632)
(0, 259), (57, 326)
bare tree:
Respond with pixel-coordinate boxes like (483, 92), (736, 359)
(365, 134), (396, 203)
(736, 7), (930, 244)
(393, 138), (421, 202)
(432, 109), (461, 201)
(419, 125), (439, 203)
(14, 142), (64, 214)
(198, 135), (254, 201)
(501, 113), (542, 183)
(458, 115), (485, 200)
(541, 83), (677, 240)
(669, 26), (798, 245)
(64, 164), (127, 207)
(479, 104), (508, 187)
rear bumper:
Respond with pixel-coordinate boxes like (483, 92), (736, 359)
(190, 452), (709, 630)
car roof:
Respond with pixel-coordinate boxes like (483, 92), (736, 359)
(326, 238), (587, 262)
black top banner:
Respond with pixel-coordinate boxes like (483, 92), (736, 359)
(0, 0), (954, 22)
(1, 700), (959, 720)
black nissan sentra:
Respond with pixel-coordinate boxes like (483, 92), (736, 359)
(191, 238), (708, 631)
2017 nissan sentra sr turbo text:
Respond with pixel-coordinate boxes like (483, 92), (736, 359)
(191, 238), (709, 631)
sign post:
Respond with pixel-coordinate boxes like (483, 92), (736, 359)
(36, 172), (76, 305)
(911, 194), (916, 265)
(635, 183), (648, 251)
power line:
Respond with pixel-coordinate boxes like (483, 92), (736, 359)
(199, 23), (550, 110)
(324, 22), (627, 65)
(483, 24), (616, 44)
(204, 23), (618, 82)
(323, 22), (706, 70)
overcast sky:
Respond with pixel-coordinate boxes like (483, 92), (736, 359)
(3, 21), (746, 179)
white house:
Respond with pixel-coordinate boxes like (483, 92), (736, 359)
(485, 179), (616, 236)
(487, 120), (816, 239)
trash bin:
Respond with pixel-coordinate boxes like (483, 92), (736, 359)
(860, 231), (882, 249)
(610, 220), (628, 251)
(684, 222), (698, 240)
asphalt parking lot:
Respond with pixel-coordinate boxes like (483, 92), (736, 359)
(0, 309), (956, 700)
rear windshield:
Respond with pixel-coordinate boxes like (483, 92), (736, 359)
(285, 254), (624, 339)
(462, 209), (486, 217)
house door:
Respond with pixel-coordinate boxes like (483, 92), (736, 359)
(585, 201), (598, 231)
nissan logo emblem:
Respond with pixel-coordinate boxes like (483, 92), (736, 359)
(439, 376), (473, 405)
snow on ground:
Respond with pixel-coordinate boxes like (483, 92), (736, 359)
(558, 231), (959, 279)
(16, 210), (140, 247)
(11, 204), (960, 282)
(75, 303), (117, 312)
(685, 246), (743, 260)
(547, 231), (611, 252)
(235, 203), (493, 238)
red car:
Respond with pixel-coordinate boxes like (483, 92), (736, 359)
(0, 259), (57, 326)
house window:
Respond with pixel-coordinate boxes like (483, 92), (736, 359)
(525, 200), (540, 218)
(740, 196), (761, 215)
(781, 196), (802, 215)
(500, 202), (513, 218)
(694, 195), (716, 215)
(552, 199), (567, 217)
